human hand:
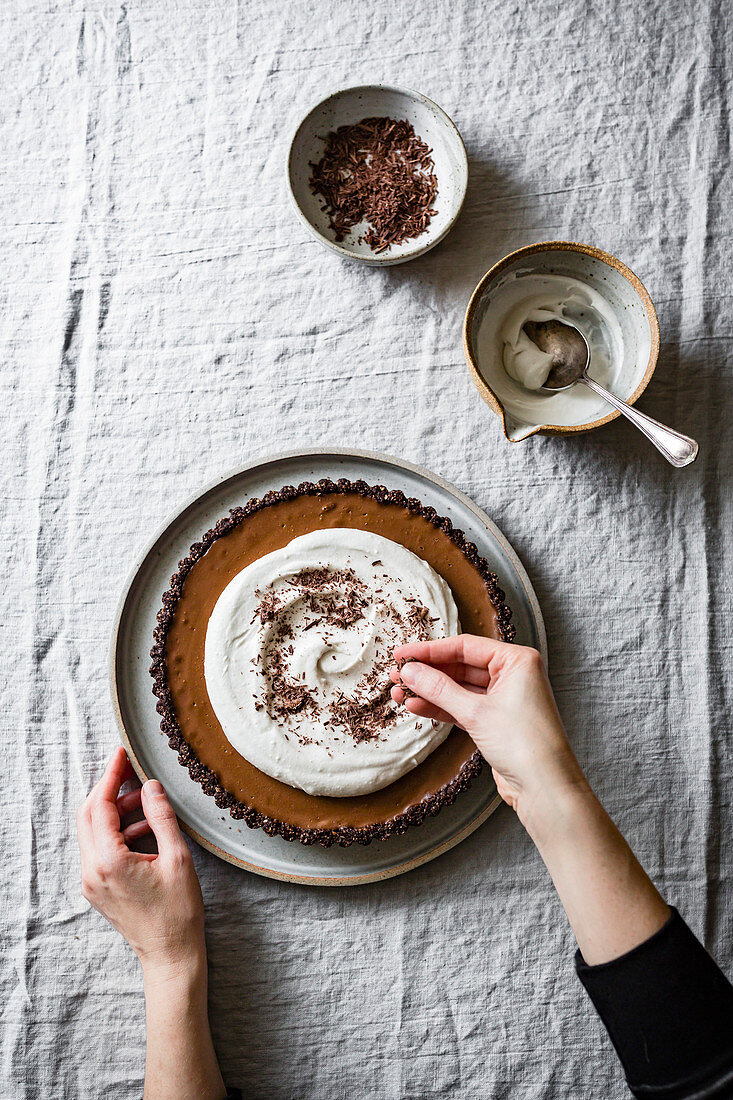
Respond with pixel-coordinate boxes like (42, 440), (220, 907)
(391, 635), (587, 823)
(77, 747), (205, 980)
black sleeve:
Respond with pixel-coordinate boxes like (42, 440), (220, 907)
(576, 907), (733, 1098)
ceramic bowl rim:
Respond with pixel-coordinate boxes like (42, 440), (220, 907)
(462, 240), (661, 439)
(287, 83), (469, 266)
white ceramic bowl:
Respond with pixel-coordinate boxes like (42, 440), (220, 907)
(463, 242), (660, 442)
(288, 85), (468, 266)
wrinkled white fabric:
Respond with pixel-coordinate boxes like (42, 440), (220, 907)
(1, 0), (731, 1097)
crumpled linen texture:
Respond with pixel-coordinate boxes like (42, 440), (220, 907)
(1, 0), (731, 1096)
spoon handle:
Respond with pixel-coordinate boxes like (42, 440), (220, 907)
(580, 375), (699, 468)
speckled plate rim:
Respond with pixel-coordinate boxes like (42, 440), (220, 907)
(463, 240), (661, 440)
(287, 84), (469, 266)
(109, 448), (546, 886)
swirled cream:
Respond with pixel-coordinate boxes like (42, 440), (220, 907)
(499, 275), (623, 391)
(204, 528), (460, 797)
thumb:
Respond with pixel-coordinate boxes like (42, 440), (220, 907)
(400, 661), (478, 729)
(141, 780), (185, 856)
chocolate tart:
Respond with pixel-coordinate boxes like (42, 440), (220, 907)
(150, 479), (515, 847)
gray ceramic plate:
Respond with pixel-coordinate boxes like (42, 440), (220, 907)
(111, 449), (546, 886)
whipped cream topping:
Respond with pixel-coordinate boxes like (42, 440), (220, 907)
(500, 275), (623, 391)
(204, 528), (460, 797)
(497, 277), (620, 393)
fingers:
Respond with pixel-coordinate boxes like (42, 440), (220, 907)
(443, 664), (489, 687)
(95, 747), (133, 802)
(122, 817), (153, 842)
(397, 661), (480, 729)
(90, 798), (125, 858)
(394, 634), (509, 670)
(390, 686), (455, 726)
(140, 781), (186, 859)
(83, 748), (133, 859)
(116, 787), (142, 817)
(391, 660), (489, 689)
(392, 677), (482, 714)
(117, 786), (152, 843)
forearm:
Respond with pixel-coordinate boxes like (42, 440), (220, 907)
(393, 641), (733, 1093)
(525, 779), (733, 1095)
(521, 778), (669, 965)
(143, 956), (226, 1100)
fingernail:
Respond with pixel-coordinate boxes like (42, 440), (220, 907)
(144, 779), (165, 796)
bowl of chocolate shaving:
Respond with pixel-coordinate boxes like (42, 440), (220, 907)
(288, 85), (468, 265)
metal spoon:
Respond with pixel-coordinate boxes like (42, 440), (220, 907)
(523, 319), (699, 468)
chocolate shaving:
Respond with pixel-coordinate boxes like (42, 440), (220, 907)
(252, 589), (281, 625)
(406, 603), (432, 641)
(396, 656), (419, 699)
(263, 649), (315, 720)
(309, 116), (438, 253)
(292, 566), (355, 590)
(328, 687), (397, 744)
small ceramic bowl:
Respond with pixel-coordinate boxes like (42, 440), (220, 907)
(288, 85), (468, 266)
(463, 242), (660, 442)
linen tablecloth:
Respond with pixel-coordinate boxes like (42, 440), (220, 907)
(3, 0), (731, 1096)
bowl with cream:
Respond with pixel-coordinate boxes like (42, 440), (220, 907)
(463, 242), (660, 442)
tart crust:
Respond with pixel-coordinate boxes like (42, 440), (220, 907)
(150, 479), (515, 847)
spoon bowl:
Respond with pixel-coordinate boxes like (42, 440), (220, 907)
(530, 320), (591, 392)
